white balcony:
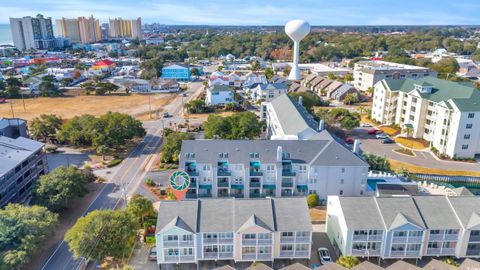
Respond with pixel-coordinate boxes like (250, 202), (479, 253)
(242, 253), (256, 260)
(242, 239), (257, 245)
(353, 235), (368, 241)
(257, 239), (272, 245)
(219, 252), (233, 259)
(180, 255), (195, 262)
(279, 251), (294, 257)
(164, 256), (179, 262)
(294, 251), (309, 257)
(179, 240), (194, 246)
(352, 249), (381, 256)
(204, 238), (218, 244)
(428, 234), (444, 241)
(444, 234), (459, 241)
(296, 237), (310, 243)
(392, 237), (408, 243)
(390, 251), (405, 257)
(407, 237), (423, 243)
(218, 238), (234, 244)
(257, 253), (272, 260)
(163, 241), (178, 247)
(280, 237), (295, 243)
(203, 252), (218, 259)
(405, 251), (421, 257)
(368, 235), (383, 241)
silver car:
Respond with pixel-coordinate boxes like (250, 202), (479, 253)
(317, 248), (332, 265)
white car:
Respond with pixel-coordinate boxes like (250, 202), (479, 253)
(361, 123), (372, 127)
(317, 248), (332, 265)
(376, 133), (388, 139)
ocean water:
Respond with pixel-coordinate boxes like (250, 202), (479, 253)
(0, 24), (13, 45)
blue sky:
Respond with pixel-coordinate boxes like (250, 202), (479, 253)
(1, 0), (479, 25)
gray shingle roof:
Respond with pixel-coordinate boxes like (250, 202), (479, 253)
(156, 198), (312, 234)
(246, 263), (273, 270)
(269, 94), (318, 136)
(447, 196), (480, 228)
(375, 197), (426, 230)
(279, 262), (310, 270)
(338, 197), (385, 230)
(459, 258), (480, 270)
(423, 259), (456, 270)
(179, 140), (367, 168)
(318, 264), (347, 270)
(351, 261), (383, 270)
(412, 196), (462, 230)
(386, 261), (421, 270)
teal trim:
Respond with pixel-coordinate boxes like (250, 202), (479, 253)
(199, 184), (212, 189)
(231, 184), (244, 190)
(296, 185), (308, 191)
(263, 184), (276, 189)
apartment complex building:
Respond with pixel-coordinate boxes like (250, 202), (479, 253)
(155, 197), (312, 266)
(56, 16), (102, 44)
(179, 139), (368, 200)
(10, 14), (57, 50)
(326, 195), (480, 259)
(108, 17), (142, 40)
(371, 76), (480, 158)
(353, 60), (436, 91)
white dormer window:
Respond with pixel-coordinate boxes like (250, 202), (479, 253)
(414, 83), (433, 94)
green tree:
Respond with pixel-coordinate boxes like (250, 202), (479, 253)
(264, 67), (274, 80)
(96, 82), (119, 95)
(0, 79), (5, 92)
(160, 129), (194, 163)
(343, 93), (360, 105)
(80, 81), (96, 95)
(64, 210), (138, 262)
(0, 204), (58, 269)
(60, 78), (74, 87)
(126, 195), (155, 228)
(340, 115), (360, 130)
(429, 57), (459, 75)
(92, 112), (146, 151)
(336, 256), (360, 268)
(32, 166), (90, 211)
(29, 114), (62, 141)
(204, 112), (264, 140)
(185, 99), (208, 114)
(250, 60), (261, 71)
(343, 73), (354, 82)
(225, 101), (237, 111)
(327, 72), (336, 80)
(5, 77), (21, 97)
(306, 193), (319, 208)
(39, 75), (60, 97)
(363, 153), (391, 171)
(57, 114), (97, 146)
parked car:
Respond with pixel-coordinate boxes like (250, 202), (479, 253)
(367, 129), (379, 135)
(381, 138), (395, 144)
(345, 137), (355, 144)
(361, 123), (372, 127)
(317, 248), (332, 265)
(163, 112), (171, 118)
(376, 133), (388, 139)
(148, 247), (157, 261)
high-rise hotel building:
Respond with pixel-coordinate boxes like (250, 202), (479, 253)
(56, 16), (102, 44)
(108, 17), (142, 40)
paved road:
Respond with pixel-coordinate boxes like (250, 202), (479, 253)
(39, 83), (204, 270)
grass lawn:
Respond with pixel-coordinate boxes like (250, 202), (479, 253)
(389, 159), (480, 177)
(395, 137), (429, 150)
(309, 206), (327, 224)
(393, 148), (415, 156)
(360, 115), (377, 126)
(0, 91), (176, 120)
(379, 126), (401, 136)
(184, 110), (236, 119)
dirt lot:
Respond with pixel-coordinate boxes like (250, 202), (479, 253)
(0, 91), (176, 120)
(310, 206), (327, 224)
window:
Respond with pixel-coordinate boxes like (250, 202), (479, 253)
(340, 179), (344, 185)
(462, 144), (469, 150)
(220, 245), (233, 253)
(393, 231), (407, 237)
(258, 233), (271, 240)
(466, 124), (473, 129)
(339, 190), (343, 195)
(243, 233), (256, 239)
(341, 168), (345, 173)
(464, 134), (471, 139)
(242, 247), (255, 253)
(282, 232), (294, 237)
(409, 231), (423, 238)
(430, 230), (441, 235)
(182, 235), (193, 241)
(281, 245), (293, 251)
(166, 235), (178, 241)
(249, 152), (259, 158)
(407, 244), (421, 251)
(428, 242), (440, 248)
(443, 241), (457, 248)
(468, 113), (475, 118)
(391, 244), (404, 251)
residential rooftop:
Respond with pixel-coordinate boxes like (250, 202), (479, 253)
(0, 136), (44, 176)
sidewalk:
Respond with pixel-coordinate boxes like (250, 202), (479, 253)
(129, 241), (157, 270)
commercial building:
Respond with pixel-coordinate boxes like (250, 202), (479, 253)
(326, 195), (480, 259)
(0, 118), (47, 207)
(155, 197), (312, 266)
(108, 17), (142, 40)
(56, 16), (102, 44)
(161, 64), (190, 81)
(179, 139), (368, 200)
(353, 60), (436, 91)
(10, 14), (58, 50)
(371, 76), (480, 158)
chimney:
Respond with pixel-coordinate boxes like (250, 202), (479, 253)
(353, 139), (361, 155)
(276, 146), (283, 162)
(318, 119), (325, 131)
(298, 96), (303, 106)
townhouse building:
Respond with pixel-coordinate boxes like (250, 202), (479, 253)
(354, 60), (436, 91)
(326, 195), (480, 260)
(248, 83), (288, 102)
(179, 139), (368, 200)
(371, 76), (480, 158)
(155, 197), (312, 266)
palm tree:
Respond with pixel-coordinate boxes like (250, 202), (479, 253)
(126, 195), (155, 227)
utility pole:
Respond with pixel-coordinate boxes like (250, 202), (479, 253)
(20, 92), (26, 112)
(148, 94), (152, 119)
(9, 101), (15, 118)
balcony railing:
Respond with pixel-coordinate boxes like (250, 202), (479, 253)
(163, 241), (178, 247)
(428, 234), (444, 241)
(257, 253), (272, 260)
(219, 252), (233, 258)
(390, 251), (405, 257)
(180, 255), (195, 261)
(218, 238), (233, 244)
(353, 235), (368, 241)
(441, 248), (456, 255)
(257, 239), (272, 245)
(295, 251), (309, 257)
(242, 239), (257, 245)
(164, 256), (179, 262)
(242, 253), (256, 260)
(280, 237), (295, 243)
(279, 251), (294, 257)
(444, 234), (459, 241)
(407, 237), (423, 243)
(204, 252), (218, 259)
(405, 251), (421, 257)
(203, 238), (218, 244)
(179, 240), (194, 246)
(296, 237), (310, 243)
(352, 249), (381, 256)
(392, 237), (408, 243)
(282, 171), (296, 177)
(368, 235), (383, 241)
(250, 181), (261, 187)
(469, 235), (480, 242)
(426, 248), (441, 255)
(281, 181), (294, 188)
(466, 249), (480, 256)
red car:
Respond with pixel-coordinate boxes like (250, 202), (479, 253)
(367, 129), (380, 135)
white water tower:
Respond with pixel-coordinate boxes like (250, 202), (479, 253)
(285, 19), (310, 81)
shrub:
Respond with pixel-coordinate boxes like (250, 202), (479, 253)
(307, 193), (319, 208)
(337, 256), (360, 268)
(106, 158), (122, 168)
(145, 178), (156, 187)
